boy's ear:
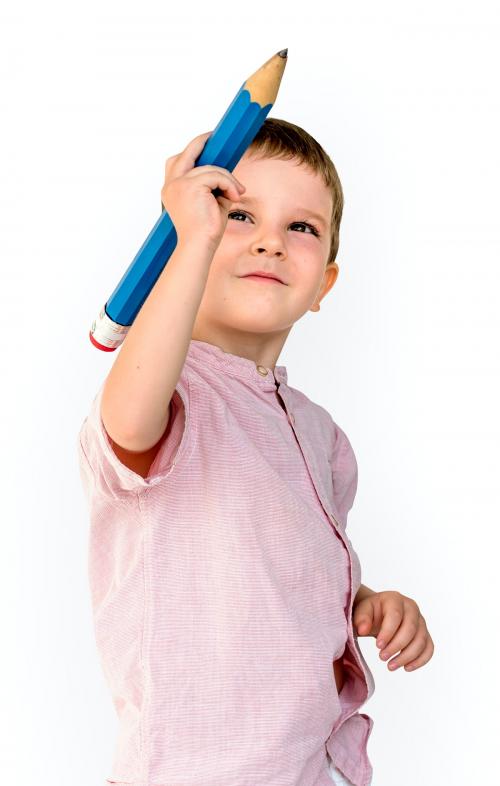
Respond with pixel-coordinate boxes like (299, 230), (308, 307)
(310, 262), (339, 312)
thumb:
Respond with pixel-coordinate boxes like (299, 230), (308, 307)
(353, 604), (373, 636)
(356, 618), (371, 635)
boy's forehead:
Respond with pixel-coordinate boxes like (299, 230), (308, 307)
(235, 154), (332, 216)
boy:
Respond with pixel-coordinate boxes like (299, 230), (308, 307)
(78, 118), (434, 786)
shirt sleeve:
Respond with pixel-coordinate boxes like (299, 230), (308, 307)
(77, 368), (194, 504)
(330, 422), (359, 528)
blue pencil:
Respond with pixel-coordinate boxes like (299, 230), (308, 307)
(90, 48), (288, 351)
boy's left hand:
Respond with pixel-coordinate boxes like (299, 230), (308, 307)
(353, 590), (434, 672)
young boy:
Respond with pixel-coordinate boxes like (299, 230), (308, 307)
(77, 118), (434, 786)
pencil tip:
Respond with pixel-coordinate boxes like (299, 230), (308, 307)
(277, 48), (288, 58)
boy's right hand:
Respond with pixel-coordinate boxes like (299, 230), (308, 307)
(161, 130), (246, 253)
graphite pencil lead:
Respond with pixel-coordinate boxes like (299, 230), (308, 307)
(278, 48), (288, 58)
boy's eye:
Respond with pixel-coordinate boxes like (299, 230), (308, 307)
(228, 210), (320, 237)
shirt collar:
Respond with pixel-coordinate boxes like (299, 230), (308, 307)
(186, 339), (288, 390)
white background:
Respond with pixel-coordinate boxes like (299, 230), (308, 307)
(1, 1), (498, 784)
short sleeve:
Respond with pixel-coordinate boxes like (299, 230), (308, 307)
(330, 422), (359, 528)
(77, 368), (194, 503)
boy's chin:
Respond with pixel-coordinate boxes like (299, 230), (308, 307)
(203, 291), (306, 334)
(217, 309), (292, 335)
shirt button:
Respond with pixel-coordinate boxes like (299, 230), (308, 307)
(256, 365), (268, 376)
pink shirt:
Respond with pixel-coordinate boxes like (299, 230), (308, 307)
(77, 339), (375, 786)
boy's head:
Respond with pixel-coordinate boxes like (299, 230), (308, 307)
(191, 118), (344, 361)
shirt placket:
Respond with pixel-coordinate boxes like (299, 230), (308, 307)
(274, 383), (372, 729)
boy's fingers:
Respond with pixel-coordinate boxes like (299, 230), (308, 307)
(182, 130), (213, 159)
(403, 634), (435, 672)
(353, 601), (374, 635)
(379, 612), (426, 659)
(355, 617), (372, 634)
(375, 606), (404, 649)
(384, 625), (428, 670)
(165, 131), (212, 177)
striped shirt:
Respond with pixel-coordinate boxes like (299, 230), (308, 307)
(77, 338), (375, 786)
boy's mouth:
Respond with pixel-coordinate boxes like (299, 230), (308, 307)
(240, 270), (286, 285)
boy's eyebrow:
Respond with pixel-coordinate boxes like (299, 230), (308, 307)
(235, 195), (329, 228)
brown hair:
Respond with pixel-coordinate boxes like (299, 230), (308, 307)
(246, 117), (344, 266)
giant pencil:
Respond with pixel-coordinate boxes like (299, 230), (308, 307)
(89, 48), (288, 351)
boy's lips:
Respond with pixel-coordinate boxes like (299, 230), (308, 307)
(239, 270), (286, 284)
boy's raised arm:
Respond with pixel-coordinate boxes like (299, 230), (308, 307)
(101, 238), (213, 452)
(100, 130), (246, 453)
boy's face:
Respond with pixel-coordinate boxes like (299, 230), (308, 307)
(192, 151), (339, 362)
